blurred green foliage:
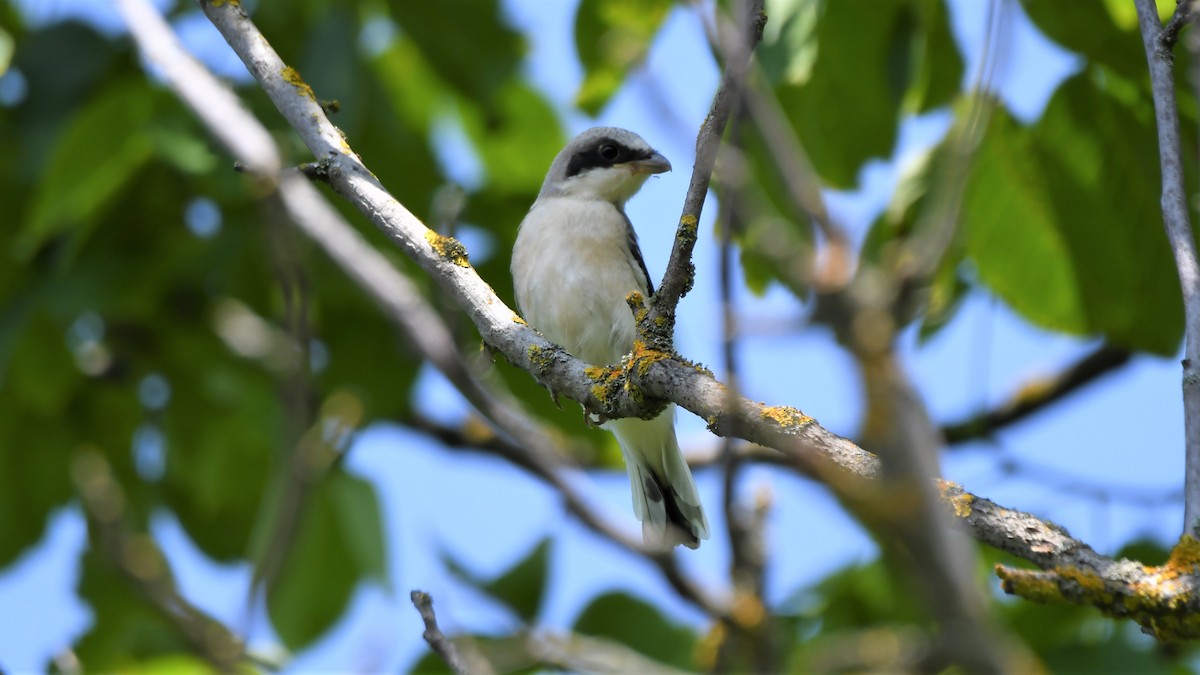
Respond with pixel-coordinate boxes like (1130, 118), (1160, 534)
(0, 0), (1197, 671)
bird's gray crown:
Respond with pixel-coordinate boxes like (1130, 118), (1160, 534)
(538, 127), (658, 197)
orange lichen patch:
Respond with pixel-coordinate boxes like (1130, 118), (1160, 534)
(424, 230), (470, 267)
(760, 405), (813, 431)
(1166, 535), (1200, 572)
(281, 66), (316, 100)
(627, 339), (671, 377)
(935, 479), (974, 518)
(512, 314), (527, 326)
(679, 214), (699, 232)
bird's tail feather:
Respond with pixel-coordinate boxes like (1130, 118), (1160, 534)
(609, 406), (709, 549)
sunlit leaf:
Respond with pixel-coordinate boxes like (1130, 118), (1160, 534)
(766, 0), (963, 187)
(573, 0), (672, 114)
(388, 0), (524, 105)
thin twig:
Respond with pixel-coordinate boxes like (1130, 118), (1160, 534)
(71, 449), (254, 671)
(1135, 0), (1200, 537)
(410, 591), (474, 675)
(645, 0), (766, 348)
(1162, 0), (1197, 51)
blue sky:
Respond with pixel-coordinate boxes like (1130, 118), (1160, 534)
(0, 0), (1185, 670)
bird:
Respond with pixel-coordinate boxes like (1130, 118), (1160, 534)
(511, 127), (710, 549)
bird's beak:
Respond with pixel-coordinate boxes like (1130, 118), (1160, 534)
(623, 152), (672, 175)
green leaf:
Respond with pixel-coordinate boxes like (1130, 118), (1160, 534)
(573, 0), (672, 115)
(1030, 71), (1182, 353)
(962, 107), (1087, 334)
(963, 74), (1182, 354)
(573, 592), (697, 669)
(459, 80), (566, 194)
(766, 0), (963, 187)
(388, 0), (524, 106)
(22, 79), (157, 255)
(1019, 0), (1145, 80)
(444, 537), (551, 623)
(905, 0), (963, 114)
(266, 472), (387, 649)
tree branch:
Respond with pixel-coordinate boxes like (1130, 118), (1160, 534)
(187, 0), (1200, 644)
(941, 344), (1133, 445)
(72, 449), (254, 671)
(410, 591), (479, 675)
(124, 0), (726, 622)
(1135, 0), (1200, 537)
(941, 480), (1200, 642)
(1162, 0), (1197, 51)
(644, 0), (766, 349)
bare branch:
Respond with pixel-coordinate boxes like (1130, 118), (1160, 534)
(1162, 0), (1197, 51)
(645, 0), (766, 347)
(71, 449), (254, 671)
(942, 344), (1133, 445)
(410, 591), (480, 675)
(1135, 0), (1200, 537)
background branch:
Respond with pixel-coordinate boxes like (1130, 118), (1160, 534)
(410, 591), (479, 675)
(941, 344), (1133, 445)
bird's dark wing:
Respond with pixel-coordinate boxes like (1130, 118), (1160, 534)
(618, 208), (654, 295)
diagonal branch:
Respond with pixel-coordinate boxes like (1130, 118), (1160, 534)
(125, 0), (725, 621)
(1135, 0), (1200, 537)
(187, 0), (1200, 644)
(941, 344), (1133, 445)
(410, 591), (488, 675)
(644, 0), (766, 350)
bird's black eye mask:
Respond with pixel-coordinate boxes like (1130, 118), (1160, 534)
(565, 139), (655, 178)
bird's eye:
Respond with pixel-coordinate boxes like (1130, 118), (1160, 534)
(599, 144), (620, 161)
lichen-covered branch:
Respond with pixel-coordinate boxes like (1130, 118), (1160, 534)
(127, 0), (723, 622)
(191, 0), (1200, 643)
(645, 0), (766, 349)
(941, 481), (1200, 642)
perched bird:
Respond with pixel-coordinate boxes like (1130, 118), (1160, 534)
(512, 127), (710, 549)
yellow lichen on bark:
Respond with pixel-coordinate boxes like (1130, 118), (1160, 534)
(628, 340), (671, 377)
(760, 405), (813, 431)
(424, 230), (470, 267)
(936, 479), (974, 518)
(280, 66), (316, 100)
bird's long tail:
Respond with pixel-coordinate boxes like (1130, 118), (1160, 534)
(607, 405), (709, 549)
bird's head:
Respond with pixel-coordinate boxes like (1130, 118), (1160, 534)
(538, 127), (672, 205)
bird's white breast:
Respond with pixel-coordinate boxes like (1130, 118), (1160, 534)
(512, 197), (648, 366)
